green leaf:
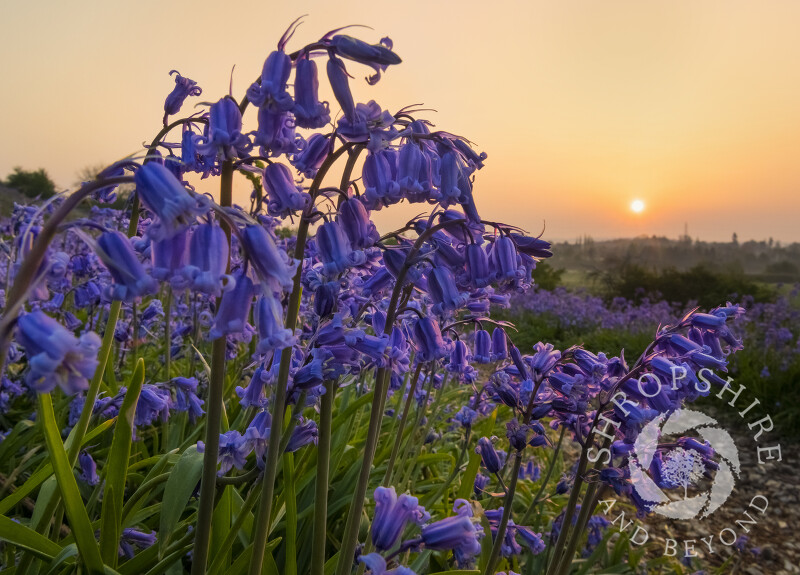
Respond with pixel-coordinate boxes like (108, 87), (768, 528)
(158, 445), (203, 555)
(100, 358), (145, 567)
(0, 418), (115, 516)
(428, 571), (480, 575)
(0, 514), (63, 560)
(38, 393), (105, 574)
(44, 544), (78, 575)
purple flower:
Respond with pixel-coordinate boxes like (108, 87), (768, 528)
(119, 528), (157, 559)
(182, 223), (233, 297)
(472, 329), (491, 364)
(216, 430), (250, 475)
(476, 436), (505, 473)
(163, 70), (201, 124)
(412, 317), (452, 362)
(291, 133), (332, 179)
(16, 310), (101, 394)
(134, 162), (208, 241)
(209, 272), (254, 340)
(78, 450), (99, 486)
(96, 231), (158, 302)
(241, 224), (297, 292)
(247, 50), (293, 111)
(329, 35), (401, 85)
(371, 486), (429, 551)
(420, 499), (483, 565)
(293, 58), (330, 129)
(357, 553), (416, 575)
(254, 294), (296, 354)
(285, 417), (318, 452)
(316, 220), (366, 276)
(196, 97), (253, 161)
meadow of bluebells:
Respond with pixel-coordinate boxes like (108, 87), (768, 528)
(0, 18), (765, 575)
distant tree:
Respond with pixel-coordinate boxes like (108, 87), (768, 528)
(4, 167), (56, 199)
(732, 232), (738, 246)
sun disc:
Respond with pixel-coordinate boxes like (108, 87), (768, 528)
(631, 199), (645, 213)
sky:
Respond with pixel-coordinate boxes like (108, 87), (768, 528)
(2, 1), (800, 243)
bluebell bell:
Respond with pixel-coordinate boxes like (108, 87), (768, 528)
(437, 150), (468, 204)
(96, 231), (159, 302)
(285, 417), (318, 452)
(330, 35), (401, 85)
(506, 420), (529, 451)
(244, 410), (271, 465)
(163, 70), (201, 124)
(134, 384), (172, 428)
(397, 142), (433, 203)
(209, 272), (254, 340)
(254, 294), (296, 354)
(326, 56), (356, 121)
(529, 342), (561, 380)
(516, 526), (546, 555)
(247, 50), (293, 111)
(360, 267), (393, 297)
(489, 235), (522, 283)
(484, 508), (522, 557)
(316, 220), (366, 276)
(491, 327), (508, 361)
(181, 127), (214, 176)
(339, 197), (379, 249)
(337, 100), (396, 144)
(427, 267), (469, 316)
(215, 430), (250, 475)
(78, 450), (100, 485)
(412, 317), (452, 362)
(170, 377), (204, 422)
(182, 223), (232, 297)
(236, 366), (270, 409)
(291, 133), (332, 179)
(476, 436), (504, 473)
(357, 553), (416, 575)
(446, 340), (472, 375)
(509, 233), (552, 259)
(363, 149), (400, 209)
(293, 57), (330, 129)
(472, 329), (491, 363)
(253, 107), (299, 157)
(241, 224), (297, 292)
(134, 162), (208, 241)
(292, 352), (326, 391)
(196, 97), (253, 160)
(371, 486), (429, 551)
(453, 406), (478, 427)
(314, 281), (339, 317)
(420, 499), (483, 565)
(151, 227), (189, 289)
(346, 331), (390, 365)
(464, 244), (490, 289)
(119, 528), (157, 559)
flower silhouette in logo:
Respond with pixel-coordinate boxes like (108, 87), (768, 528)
(628, 409), (740, 519)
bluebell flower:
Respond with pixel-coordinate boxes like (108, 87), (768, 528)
(247, 50), (293, 111)
(78, 450), (99, 486)
(216, 430), (250, 475)
(489, 235), (522, 283)
(427, 267), (469, 316)
(472, 329), (491, 364)
(151, 227), (189, 289)
(134, 384), (172, 428)
(163, 70), (201, 124)
(371, 486), (429, 551)
(329, 35), (401, 85)
(134, 162), (208, 241)
(254, 294), (296, 354)
(506, 420), (529, 451)
(326, 56), (355, 121)
(119, 528), (157, 559)
(491, 327), (508, 361)
(357, 553), (416, 575)
(253, 107), (299, 157)
(182, 223), (233, 297)
(285, 417), (318, 452)
(16, 310), (101, 394)
(337, 100), (395, 144)
(209, 271), (254, 340)
(464, 243), (490, 289)
(243, 410), (271, 465)
(338, 197), (379, 249)
(241, 224), (297, 292)
(397, 142), (433, 203)
(476, 436), (505, 473)
(291, 133), (332, 179)
(314, 281), (339, 318)
(316, 220), (366, 276)
(293, 57), (330, 129)
(363, 150), (400, 209)
(474, 473), (490, 497)
(236, 366), (270, 409)
(169, 377), (204, 422)
(420, 499), (483, 565)
(509, 233), (552, 259)
(94, 231), (158, 302)
(516, 526), (546, 554)
(196, 97), (253, 161)
(412, 317), (452, 362)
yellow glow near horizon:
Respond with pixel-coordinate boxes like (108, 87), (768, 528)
(631, 199), (646, 214)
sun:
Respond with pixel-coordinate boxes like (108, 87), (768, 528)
(631, 199), (645, 214)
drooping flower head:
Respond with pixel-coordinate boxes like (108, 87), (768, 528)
(163, 70), (201, 124)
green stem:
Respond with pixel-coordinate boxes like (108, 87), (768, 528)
(191, 160), (233, 575)
(282, 451), (297, 575)
(521, 426), (567, 526)
(311, 379), (336, 575)
(164, 286), (173, 379)
(381, 363), (424, 485)
(483, 453), (523, 575)
(248, 144), (353, 575)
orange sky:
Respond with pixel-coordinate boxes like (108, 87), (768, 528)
(2, 1), (800, 242)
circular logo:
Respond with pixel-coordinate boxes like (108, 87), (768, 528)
(628, 408), (741, 520)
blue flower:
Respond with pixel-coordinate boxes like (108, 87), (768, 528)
(472, 329), (491, 364)
(16, 311), (101, 394)
(96, 231), (159, 302)
(420, 499), (483, 565)
(241, 224), (298, 292)
(476, 436), (505, 473)
(119, 528), (157, 559)
(247, 50), (293, 111)
(371, 486), (429, 551)
(338, 197), (379, 249)
(329, 35), (401, 85)
(209, 271), (254, 340)
(316, 220), (366, 276)
(216, 430), (250, 475)
(412, 317), (452, 362)
(163, 70), (201, 124)
(78, 450), (100, 485)
(285, 417), (318, 452)
(293, 58), (330, 129)
(491, 327), (508, 361)
(427, 267), (469, 316)
(326, 56), (355, 121)
(134, 162), (208, 241)
(254, 294), (296, 354)
(196, 97), (253, 160)
(253, 107), (299, 157)
(182, 223), (233, 297)
(291, 133), (332, 179)
(357, 553), (416, 575)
